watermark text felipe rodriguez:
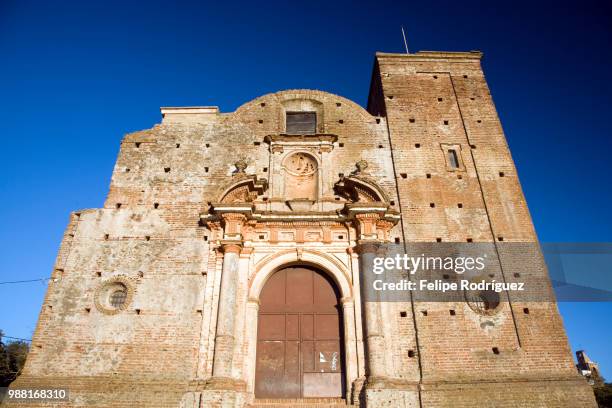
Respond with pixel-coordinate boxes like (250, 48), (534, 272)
(371, 253), (525, 292)
(372, 278), (525, 292)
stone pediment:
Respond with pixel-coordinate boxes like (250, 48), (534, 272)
(217, 174), (268, 204)
(334, 160), (390, 204)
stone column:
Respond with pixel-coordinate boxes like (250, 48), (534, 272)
(355, 240), (387, 379)
(184, 240), (246, 408)
(212, 241), (242, 380)
(190, 212), (249, 407)
(244, 298), (260, 394)
(341, 296), (359, 400)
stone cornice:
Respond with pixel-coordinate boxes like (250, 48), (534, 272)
(264, 133), (338, 153)
(376, 50), (483, 61)
(202, 208), (400, 225)
(264, 133), (338, 144)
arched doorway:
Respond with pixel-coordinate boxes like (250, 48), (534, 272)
(255, 265), (345, 399)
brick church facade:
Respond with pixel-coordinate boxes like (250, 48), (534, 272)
(11, 51), (596, 407)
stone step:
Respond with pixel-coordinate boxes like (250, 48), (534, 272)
(247, 397), (357, 407)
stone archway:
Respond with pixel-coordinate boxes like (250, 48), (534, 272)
(255, 265), (345, 399)
(244, 250), (359, 402)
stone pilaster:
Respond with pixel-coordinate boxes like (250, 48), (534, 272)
(354, 240), (387, 380)
(212, 241), (243, 380)
(341, 296), (360, 403)
(185, 240), (247, 408)
(244, 298), (260, 396)
(188, 210), (249, 408)
(355, 238), (418, 407)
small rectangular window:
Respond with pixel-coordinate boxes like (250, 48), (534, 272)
(448, 149), (460, 169)
(286, 112), (316, 134)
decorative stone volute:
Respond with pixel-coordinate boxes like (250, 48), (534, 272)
(214, 175), (268, 205)
(335, 163), (390, 204)
(334, 164), (400, 240)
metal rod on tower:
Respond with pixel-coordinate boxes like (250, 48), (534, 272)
(401, 26), (410, 54)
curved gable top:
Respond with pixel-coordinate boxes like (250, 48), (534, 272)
(334, 174), (390, 204)
(232, 89), (374, 121)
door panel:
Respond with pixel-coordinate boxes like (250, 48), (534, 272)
(286, 268), (313, 306)
(255, 267), (344, 398)
(302, 340), (315, 372)
(313, 272), (339, 309)
(315, 314), (340, 339)
(300, 314), (314, 340)
(315, 341), (341, 373)
(286, 314), (299, 340)
(258, 314), (285, 340)
(255, 340), (285, 398)
(284, 340), (301, 396)
(303, 373), (342, 398)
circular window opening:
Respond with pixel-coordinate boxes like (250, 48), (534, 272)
(466, 289), (501, 315)
(109, 286), (128, 308)
(95, 278), (133, 314)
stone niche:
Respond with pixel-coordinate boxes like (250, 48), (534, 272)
(282, 152), (318, 206)
(264, 134), (337, 213)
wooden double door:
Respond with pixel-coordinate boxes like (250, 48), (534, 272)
(255, 266), (345, 398)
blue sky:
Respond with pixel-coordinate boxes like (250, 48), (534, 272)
(1, 0), (611, 378)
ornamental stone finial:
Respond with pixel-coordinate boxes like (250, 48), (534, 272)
(354, 159), (369, 175)
(234, 159), (248, 174)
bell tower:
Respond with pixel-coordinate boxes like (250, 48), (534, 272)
(366, 51), (596, 407)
